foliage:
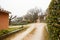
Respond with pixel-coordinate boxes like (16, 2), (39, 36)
(0, 27), (25, 36)
(0, 30), (9, 36)
(10, 8), (42, 25)
(46, 0), (60, 40)
(10, 8), (45, 25)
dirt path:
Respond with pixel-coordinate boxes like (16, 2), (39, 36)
(23, 23), (49, 40)
(4, 24), (36, 40)
(4, 23), (49, 40)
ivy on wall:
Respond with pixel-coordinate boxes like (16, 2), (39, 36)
(46, 0), (60, 40)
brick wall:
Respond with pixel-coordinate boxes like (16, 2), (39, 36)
(0, 12), (9, 30)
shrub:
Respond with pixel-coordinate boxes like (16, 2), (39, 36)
(46, 0), (60, 40)
(0, 30), (9, 36)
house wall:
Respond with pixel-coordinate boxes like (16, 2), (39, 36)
(0, 12), (9, 30)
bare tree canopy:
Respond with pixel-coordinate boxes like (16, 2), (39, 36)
(9, 15), (16, 25)
(25, 8), (42, 22)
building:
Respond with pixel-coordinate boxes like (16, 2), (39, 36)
(0, 8), (10, 30)
(38, 12), (47, 22)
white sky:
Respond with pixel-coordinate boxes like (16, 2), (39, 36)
(0, 0), (51, 17)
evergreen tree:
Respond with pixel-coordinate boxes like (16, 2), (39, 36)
(46, 0), (60, 40)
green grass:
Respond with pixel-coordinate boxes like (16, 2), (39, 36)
(0, 26), (28, 36)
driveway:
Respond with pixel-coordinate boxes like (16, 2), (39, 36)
(4, 23), (49, 40)
(23, 23), (49, 40)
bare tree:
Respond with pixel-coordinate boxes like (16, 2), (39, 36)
(27, 8), (41, 22)
(9, 15), (16, 25)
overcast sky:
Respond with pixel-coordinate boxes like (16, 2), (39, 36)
(0, 0), (51, 17)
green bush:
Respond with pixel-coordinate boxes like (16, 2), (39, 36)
(0, 30), (9, 36)
(0, 27), (28, 36)
(46, 0), (60, 40)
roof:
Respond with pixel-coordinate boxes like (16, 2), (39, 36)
(0, 8), (11, 14)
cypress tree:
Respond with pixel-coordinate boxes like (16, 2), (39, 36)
(46, 0), (60, 40)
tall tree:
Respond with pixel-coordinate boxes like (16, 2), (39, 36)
(27, 8), (41, 22)
(46, 0), (60, 40)
(24, 13), (33, 22)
